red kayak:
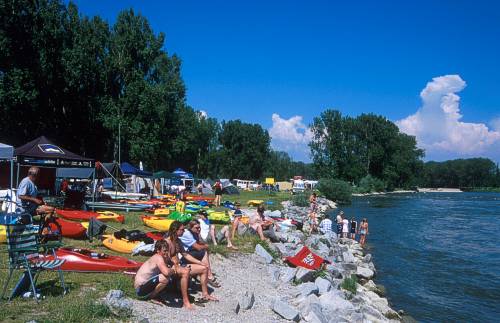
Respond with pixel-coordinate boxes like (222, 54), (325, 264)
(39, 248), (143, 272)
(46, 218), (87, 239)
(56, 209), (124, 223)
(185, 195), (215, 202)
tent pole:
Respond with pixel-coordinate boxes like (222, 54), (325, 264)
(16, 163), (19, 187)
(92, 167), (95, 211)
(10, 160), (13, 190)
(101, 164), (126, 191)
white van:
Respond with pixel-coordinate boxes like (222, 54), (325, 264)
(292, 180), (305, 194)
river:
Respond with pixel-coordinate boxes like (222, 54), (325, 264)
(335, 192), (500, 322)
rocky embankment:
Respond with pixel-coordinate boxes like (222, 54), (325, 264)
(104, 197), (404, 322)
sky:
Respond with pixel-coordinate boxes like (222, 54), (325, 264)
(70, 0), (500, 162)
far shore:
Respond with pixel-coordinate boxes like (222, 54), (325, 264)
(353, 188), (463, 197)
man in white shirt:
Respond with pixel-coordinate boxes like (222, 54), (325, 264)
(319, 216), (333, 234)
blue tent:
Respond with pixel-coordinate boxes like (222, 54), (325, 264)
(121, 162), (152, 177)
(172, 168), (193, 178)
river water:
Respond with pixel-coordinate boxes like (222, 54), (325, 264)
(335, 192), (500, 322)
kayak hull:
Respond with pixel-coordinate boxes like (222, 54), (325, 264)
(56, 209), (124, 223)
(49, 218), (87, 239)
(141, 216), (174, 231)
(40, 248), (142, 272)
(102, 234), (140, 254)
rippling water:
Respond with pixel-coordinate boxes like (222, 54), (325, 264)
(337, 192), (500, 322)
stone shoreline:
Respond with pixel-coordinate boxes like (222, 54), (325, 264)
(103, 197), (409, 322)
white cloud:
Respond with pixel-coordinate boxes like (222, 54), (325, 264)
(397, 75), (500, 160)
(197, 110), (208, 119)
(491, 117), (500, 132)
(269, 113), (313, 161)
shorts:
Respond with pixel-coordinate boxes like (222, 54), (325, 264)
(136, 275), (172, 299)
(200, 231), (225, 243)
(360, 230), (366, 235)
(350, 228), (356, 234)
(189, 249), (206, 261)
(336, 224), (342, 234)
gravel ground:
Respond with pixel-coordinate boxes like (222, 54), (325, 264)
(130, 253), (293, 322)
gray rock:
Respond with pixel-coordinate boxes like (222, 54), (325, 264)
(318, 290), (354, 312)
(363, 280), (377, 291)
(273, 242), (289, 256)
(137, 317), (149, 323)
(296, 293), (320, 311)
(234, 302), (241, 314)
(314, 277), (332, 294)
(280, 267), (298, 283)
(297, 282), (319, 297)
(363, 253), (372, 263)
(361, 304), (386, 321)
(272, 299), (300, 322)
(295, 267), (315, 283)
(342, 263), (357, 272)
(105, 289), (132, 316)
(238, 291), (255, 311)
(268, 266), (281, 283)
(356, 266), (374, 280)
(325, 263), (343, 278)
(303, 302), (328, 323)
(255, 244), (273, 264)
(342, 251), (355, 263)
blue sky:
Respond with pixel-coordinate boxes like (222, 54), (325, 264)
(71, 0), (500, 162)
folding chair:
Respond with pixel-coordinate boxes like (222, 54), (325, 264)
(1, 222), (67, 301)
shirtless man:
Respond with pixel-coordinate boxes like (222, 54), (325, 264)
(166, 221), (218, 302)
(134, 240), (192, 308)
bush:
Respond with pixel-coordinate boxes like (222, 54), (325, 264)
(317, 178), (352, 204)
(292, 193), (309, 207)
(357, 175), (385, 193)
(341, 274), (357, 294)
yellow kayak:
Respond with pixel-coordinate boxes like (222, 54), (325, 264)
(153, 208), (171, 216)
(102, 234), (140, 254)
(141, 216), (174, 232)
(97, 211), (125, 223)
(0, 225), (6, 243)
(247, 200), (264, 206)
(240, 216), (250, 225)
(207, 211), (230, 223)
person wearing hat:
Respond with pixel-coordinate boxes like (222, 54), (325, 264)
(230, 202), (243, 239)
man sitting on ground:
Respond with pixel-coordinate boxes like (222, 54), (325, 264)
(231, 202), (243, 240)
(134, 240), (191, 307)
(166, 221), (218, 303)
(180, 220), (221, 288)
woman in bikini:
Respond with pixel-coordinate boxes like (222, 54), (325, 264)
(359, 218), (369, 246)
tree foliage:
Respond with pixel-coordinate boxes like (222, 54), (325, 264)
(310, 110), (424, 189)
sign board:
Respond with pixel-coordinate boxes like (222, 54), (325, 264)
(265, 177), (275, 184)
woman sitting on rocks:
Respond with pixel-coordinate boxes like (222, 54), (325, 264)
(249, 205), (280, 242)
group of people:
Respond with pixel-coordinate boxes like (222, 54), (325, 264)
(335, 211), (369, 246)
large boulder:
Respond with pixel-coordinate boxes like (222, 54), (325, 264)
(105, 290), (132, 316)
(303, 302), (328, 323)
(314, 277), (332, 294)
(325, 263), (344, 279)
(342, 251), (355, 263)
(236, 291), (255, 312)
(297, 282), (319, 297)
(295, 267), (315, 283)
(272, 299), (300, 322)
(255, 244), (273, 264)
(356, 266), (374, 280)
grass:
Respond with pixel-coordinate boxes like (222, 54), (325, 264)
(0, 190), (285, 322)
(341, 274), (358, 296)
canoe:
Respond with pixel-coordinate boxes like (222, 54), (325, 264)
(247, 200), (264, 206)
(39, 247), (143, 272)
(141, 216), (174, 232)
(56, 209), (124, 223)
(167, 211), (192, 223)
(48, 218), (87, 239)
(102, 234), (141, 254)
(207, 211), (230, 224)
(185, 195), (215, 202)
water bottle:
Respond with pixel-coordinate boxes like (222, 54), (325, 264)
(22, 291), (42, 299)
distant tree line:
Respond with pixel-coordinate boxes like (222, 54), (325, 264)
(419, 158), (500, 189)
(0, 0), (310, 181)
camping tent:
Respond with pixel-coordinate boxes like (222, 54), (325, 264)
(15, 136), (93, 168)
(56, 168), (95, 179)
(220, 179), (239, 195)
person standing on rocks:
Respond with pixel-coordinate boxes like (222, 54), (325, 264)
(359, 218), (369, 246)
(342, 216), (349, 238)
(350, 217), (358, 240)
(318, 215), (333, 234)
(134, 239), (190, 307)
(336, 211), (344, 236)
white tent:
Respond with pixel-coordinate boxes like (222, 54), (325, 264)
(0, 143), (15, 212)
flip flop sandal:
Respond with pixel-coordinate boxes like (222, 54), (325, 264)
(194, 297), (210, 304)
(208, 278), (221, 288)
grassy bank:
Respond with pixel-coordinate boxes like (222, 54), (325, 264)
(0, 191), (289, 322)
